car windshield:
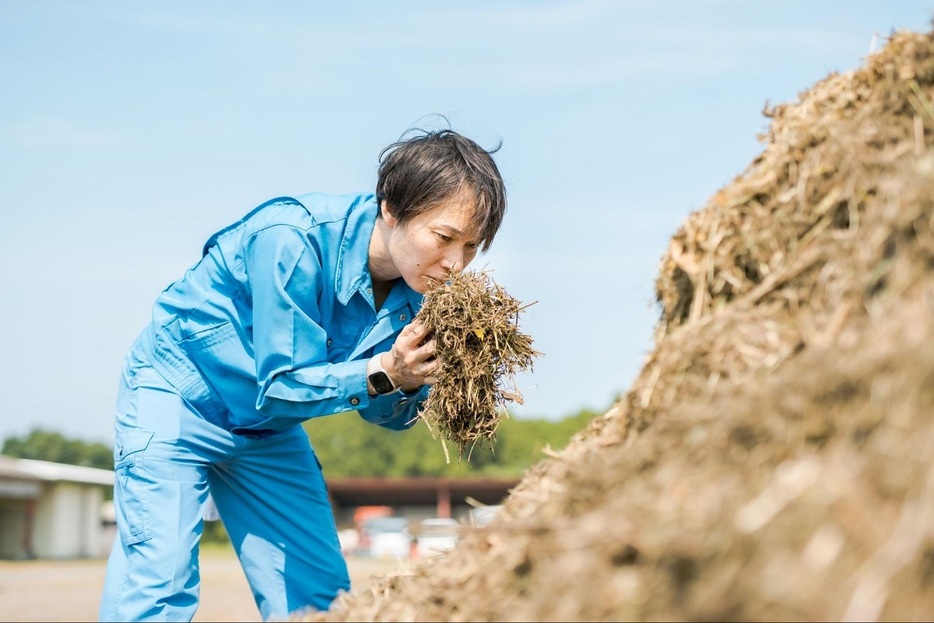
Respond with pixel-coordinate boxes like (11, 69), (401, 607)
(364, 517), (409, 534)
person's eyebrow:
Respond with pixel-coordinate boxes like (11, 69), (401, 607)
(435, 223), (465, 235)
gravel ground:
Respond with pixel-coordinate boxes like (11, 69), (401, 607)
(0, 548), (402, 622)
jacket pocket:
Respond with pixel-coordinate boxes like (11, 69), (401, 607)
(114, 429), (155, 546)
(180, 321), (240, 352)
(179, 322), (255, 425)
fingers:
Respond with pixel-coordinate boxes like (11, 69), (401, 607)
(416, 357), (439, 387)
(400, 320), (431, 344)
(404, 349), (437, 384)
(419, 357), (439, 376)
(398, 322), (436, 363)
(416, 338), (436, 361)
(386, 321), (440, 388)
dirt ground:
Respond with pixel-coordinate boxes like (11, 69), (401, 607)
(0, 547), (401, 622)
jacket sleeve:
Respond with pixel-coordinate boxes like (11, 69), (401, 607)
(241, 224), (421, 432)
(357, 385), (429, 431)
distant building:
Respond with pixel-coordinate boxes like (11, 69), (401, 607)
(0, 455), (114, 559)
(327, 476), (519, 525)
(327, 476), (518, 559)
(0, 456), (518, 560)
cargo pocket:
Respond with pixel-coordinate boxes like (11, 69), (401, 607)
(114, 429), (155, 546)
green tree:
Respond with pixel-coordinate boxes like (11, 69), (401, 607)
(304, 413), (482, 477)
(303, 407), (599, 478)
(2, 428), (113, 470)
(2, 407), (601, 478)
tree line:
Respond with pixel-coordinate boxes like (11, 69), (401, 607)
(1, 428), (114, 470)
(305, 408), (598, 477)
(1, 408), (599, 477)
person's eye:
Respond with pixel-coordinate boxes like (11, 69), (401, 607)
(466, 242), (480, 250)
(436, 233), (453, 243)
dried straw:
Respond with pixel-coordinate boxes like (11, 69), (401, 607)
(414, 270), (539, 461)
(306, 28), (934, 623)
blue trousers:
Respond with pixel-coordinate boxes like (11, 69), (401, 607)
(99, 345), (350, 621)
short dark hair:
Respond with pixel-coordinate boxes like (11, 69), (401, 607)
(376, 129), (507, 252)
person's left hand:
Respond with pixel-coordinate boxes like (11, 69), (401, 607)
(381, 321), (437, 391)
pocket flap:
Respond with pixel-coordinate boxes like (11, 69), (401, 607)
(116, 429), (154, 460)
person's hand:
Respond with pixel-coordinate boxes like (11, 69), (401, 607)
(382, 321), (437, 391)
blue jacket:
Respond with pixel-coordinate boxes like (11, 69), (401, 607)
(136, 192), (427, 436)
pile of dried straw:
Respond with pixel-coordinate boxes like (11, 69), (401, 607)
(308, 26), (934, 622)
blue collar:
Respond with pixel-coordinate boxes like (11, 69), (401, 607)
(334, 195), (423, 313)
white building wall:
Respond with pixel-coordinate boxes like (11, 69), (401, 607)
(81, 486), (104, 557)
(34, 483), (67, 558)
(0, 459), (114, 559)
(33, 483), (105, 558)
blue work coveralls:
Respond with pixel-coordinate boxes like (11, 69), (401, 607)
(99, 192), (427, 621)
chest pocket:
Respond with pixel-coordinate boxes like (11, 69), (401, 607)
(326, 315), (371, 362)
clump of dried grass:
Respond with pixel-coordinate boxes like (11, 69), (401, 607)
(415, 270), (539, 462)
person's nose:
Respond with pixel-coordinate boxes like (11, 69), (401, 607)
(439, 247), (465, 273)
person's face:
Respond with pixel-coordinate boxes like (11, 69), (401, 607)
(383, 192), (481, 293)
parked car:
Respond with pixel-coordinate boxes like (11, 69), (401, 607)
(414, 518), (461, 558)
(337, 528), (360, 555)
(363, 516), (411, 560)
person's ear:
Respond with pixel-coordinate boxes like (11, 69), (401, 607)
(380, 200), (400, 228)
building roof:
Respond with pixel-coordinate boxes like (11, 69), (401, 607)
(326, 476), (520, 507)
(0, 455), (114, 487)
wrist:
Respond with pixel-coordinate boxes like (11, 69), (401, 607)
(399, 384), (423, 396)
(367, 353), (400, 395)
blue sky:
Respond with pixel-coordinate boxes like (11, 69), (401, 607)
(2, 1), (931, 445)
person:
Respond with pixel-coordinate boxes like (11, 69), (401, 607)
(98, 128), (507, 622)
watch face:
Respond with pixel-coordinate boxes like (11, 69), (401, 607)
(369, 371), (395, 395)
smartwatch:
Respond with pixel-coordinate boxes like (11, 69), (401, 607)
(367, 354), (399, 395)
